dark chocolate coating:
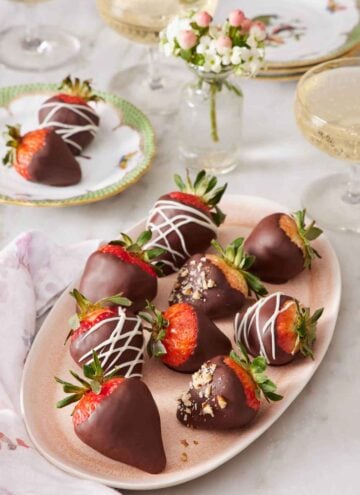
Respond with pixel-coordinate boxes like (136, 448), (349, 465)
(167, 306), (232, 373)
(39, 96), (99, 155)
(70, 309), (144, 377)
(147, 194), (217, 275)
(169, 254), (246, 319)
(79, 251), (157, 312)
(177, 356), (257, 430)
(27, 129), (81, 186)
(245, 213), (304, 284)
(236, 294), (295, 366)
(75, 379), (166, 474)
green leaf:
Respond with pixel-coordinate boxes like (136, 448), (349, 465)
(174, 174), (186, 191)
(304, 226), (323, 241)
(251, 356), (267, 373)
(90, 380), (101, 394)
(69, 370), (91, 389)
(265, 391), (283, 401)
(56, 393), (83, 409)
(136, 230), (152, 247)
(83, 363), (94, 379)
(152, 339), (167, 358)
(102, 294), (132, 307)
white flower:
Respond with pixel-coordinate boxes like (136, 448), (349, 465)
(230, 46), (242, 65)
(249, 25), (266, 42)
(221, 54), (231, 65)
(203, 53), (222, 73)
(217, 45), (231, 56)
(165, 16), (192, 43)
(196, 35), (212, 54)
(162, 41), (174, 57)
(241, 48), (264, 75)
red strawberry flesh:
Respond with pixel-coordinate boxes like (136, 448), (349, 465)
(168, 191), (210, 214)
(224, 356), (260, 411)
(98, 244), (156, 277)
(56, 93), (87, 105)
(71, 308), (117, 342)
(15, 128), (51, 180)
(276, 301), (298, 355)
(162, 303), (198, 367)
(72, 377), (124, 426)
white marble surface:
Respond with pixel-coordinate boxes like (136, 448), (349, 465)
(0, 1), (359, 494)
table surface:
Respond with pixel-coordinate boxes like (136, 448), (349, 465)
(0, 1), (359, 494)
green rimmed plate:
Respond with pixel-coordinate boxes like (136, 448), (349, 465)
(0, 84), (155, 207)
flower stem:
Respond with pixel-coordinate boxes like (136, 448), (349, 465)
(210, 82), (219, 143)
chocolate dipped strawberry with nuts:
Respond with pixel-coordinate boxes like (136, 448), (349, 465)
(244, 210), (323, 284)
(177, 348), (282, 430)
(55, 352), (166, 474)
(2, 124), (81, 186)
(169, 237), (268, 319)
(79, 231), (164, 312)
(140, 302), (231, 373)
(67, 289), (144, 378)
(235, 292), (324, 365)
(146, 170), (227, 275)
(39, 76), (101, 155)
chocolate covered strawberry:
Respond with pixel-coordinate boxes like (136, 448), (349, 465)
(67, 289), (144, 378)
(169, 237), (268, 319)
(146, 170), (227, 275)
(39, 76), (101, 155)
(140, 302), (231, 373)
(177, 348), (282, 430)
(235, 292), (324, 365)
(79, 231), (164, 312)
(2, 124), (81, 186)
(55, 352), (166, 474)
(244, 210), (323, 284)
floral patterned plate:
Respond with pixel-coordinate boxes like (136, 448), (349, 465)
(0, 84), (155, 207)
(234, 0), (360, 67)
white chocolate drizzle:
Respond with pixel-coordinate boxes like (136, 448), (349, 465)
(40, 101), (98, 152)
(146, 199), (217, 272)
(78, 307), (144, 378)
(234, 292), (295, 363)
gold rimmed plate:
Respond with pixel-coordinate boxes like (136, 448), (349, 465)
(0, 84), (155, 207)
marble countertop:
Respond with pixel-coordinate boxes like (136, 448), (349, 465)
(0, 1), (359, 494)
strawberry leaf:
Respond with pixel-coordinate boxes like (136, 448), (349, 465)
(292, 210), (323, 269)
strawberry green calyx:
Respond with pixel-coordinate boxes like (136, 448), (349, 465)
(2, 124), (22, 167)
(174, 169), (227, 226)
(230, 347), (283, 402)
(59, 75), (103, 102)
(292, 210), (323, 269)
(295, 304), (324, 359)
(55, 351), (122, 408)
(109, 230), (166, 276)
(67, 288), (131, 336)
(139, 302), (169, 358)
(211, 237), (268, 298)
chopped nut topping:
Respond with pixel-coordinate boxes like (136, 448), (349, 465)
(181, 439), (189, 447)
(217, 395), (227, 409)
(193, 440), (199, 445)
(207, 279), (216, 288)
(180, 268), (189, 278)
(180, 392), (192, 407)
(204, 384), (212, 398)
(192, 363), (216, 389)
(202, 404), (214, 417)
(181, 452), (188, 462)
(192, 290), (201, 300)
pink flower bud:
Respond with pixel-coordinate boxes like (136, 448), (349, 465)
(195, 11), (213, 28)
(229, 9), (245, 27)
(241, 18), (252, 32)
(216, 35), (232, 50)
(252, 20), (266, 31)
(178, 30), (197, 50)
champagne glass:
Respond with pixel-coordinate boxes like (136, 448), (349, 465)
(295, 58), (360, 233)
(0, 0), (80, 71)
(96, 0), (218, 115)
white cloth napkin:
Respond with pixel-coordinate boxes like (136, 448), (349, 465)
(0, 231), (120, 495)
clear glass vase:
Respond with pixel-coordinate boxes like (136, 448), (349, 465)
(177, 66), (243, 175)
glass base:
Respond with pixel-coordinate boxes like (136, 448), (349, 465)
(0, 25), (80, 71)
(302, 173), (360, 233)
(179, 147), (238, 175)
(109, 62), (188, 116)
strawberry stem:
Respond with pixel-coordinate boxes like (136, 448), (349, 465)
(173, 170), (227, 226)
(139, 302), (169, 358)
(292, 210), (323, 269)
(294, 303), (324, 359)
(230, 346), (283, 402)
(211, 238), (268, 299)
(59, 75), (103, 102)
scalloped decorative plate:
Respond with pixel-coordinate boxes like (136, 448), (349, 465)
(238, 0), (360, 68)
(0, 84), (155, 207)
(20, 196), (341, 490)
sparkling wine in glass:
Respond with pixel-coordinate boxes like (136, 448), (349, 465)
(295, 58), (360, 233)
(0, 0), (80, 71)
(96, 0), (218, 114)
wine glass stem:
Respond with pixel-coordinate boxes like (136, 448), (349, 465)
(343, 163), (360, 204)
(21, 4), (43, 52)
(147, 46), (163, 91)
